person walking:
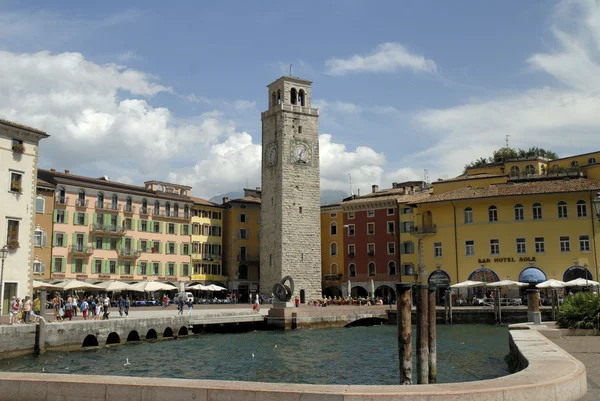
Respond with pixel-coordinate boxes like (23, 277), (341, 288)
(22, 296), (32, 323)
(102, 295), (110, 320)
(80, 298), (88, 320)
(177, 296), (184, 315)
(118, 296), (125, 317)
(9, 296), (18, 325)
(124, 296), (130, 317)
(187, 298), (193, 316)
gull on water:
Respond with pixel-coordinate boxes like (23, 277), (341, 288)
(124, 358), (131, 366)
(251, 353), (255, 359)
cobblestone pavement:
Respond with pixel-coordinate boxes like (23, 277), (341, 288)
(549, 336), (600, 401)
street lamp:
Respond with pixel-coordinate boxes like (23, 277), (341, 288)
(0, 246), (8, 318)
(593, 192), (600, 222)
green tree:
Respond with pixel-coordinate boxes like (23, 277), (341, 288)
(464, 146), (558, 172)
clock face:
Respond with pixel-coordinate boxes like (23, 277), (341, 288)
(292, 142), (310, 164)
(265, 142), (277, 166)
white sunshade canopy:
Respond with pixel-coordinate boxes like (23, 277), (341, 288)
(536, 279), (566, 289)
(564, 278), (600, 287)
(32, 280), (62, 290)
(206, 284), (227, 291)
(95, 280), (142, 292)
(132, 281), (177, 292)
(186, 284), (211, 291)
(54, 279), (103, 290)
(486, 279), (528, 288)
(450, 280), (485, 289)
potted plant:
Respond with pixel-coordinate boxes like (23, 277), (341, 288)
(7, 240), (19, 250)
(11, 182), (22, 193)
(12, 143), (24, 154)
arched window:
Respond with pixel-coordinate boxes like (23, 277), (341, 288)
(290, 87), (297, 105)
(126, 197), (132, 212)
(388, 261), (396, 276)
(34, 226), (45, 247)
(97, 192), (104, 207)
(330, 263), (338, 275)
(298, 89), (306, 106)
(165, 202), (171, 216)
(154, 200), (160, 215)
(524, 164), (536, 175)
(571, 160), (579, 168)
(330, 222), (337, 235)
(184, 205), (190, 218)
(77, 189), (86, 207)
(349, 263), (356, 277)
(174, 204), (179, 217)
(368, 262), (376, 276)
(463, 207), (473, 224)
(514, 204), (524, 221)
(588, 157), (596, 165)
(532, 202), (543, 220)
(277, 90), (281, 105)
(111, 194), (118, 210)
(142, 199), (148, 214)
(271, 92), (276, 108)
(488, 205), (498, 222)
(56, 186), (66, 203)
(35, 195), (45, 213)
(557, 201), (568, 219)
(510, 166), (521, 177)
(330, 242), (337, 256)
(577, 200), (588, 217)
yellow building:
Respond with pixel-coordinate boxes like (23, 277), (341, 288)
(190, 197), (225, 287)
(401, 151), (600, 304)
(320, 203), (344, 297)
(33, 178), (56, 279)
(222, 188), (261, 302)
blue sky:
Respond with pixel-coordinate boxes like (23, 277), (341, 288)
(1, 0), (599, 198)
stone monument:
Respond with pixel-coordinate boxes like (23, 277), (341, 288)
(260, 76), (321, 304)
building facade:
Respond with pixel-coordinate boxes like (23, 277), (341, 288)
(320, 203), (344, 297)
(222, 189), (261, 302)
(33, 178), (56, 280)
(190, 197), (225, 286)
(0, 119), (49, 311)
(37, 170), (193, 290)
(260, 76), (322, 302)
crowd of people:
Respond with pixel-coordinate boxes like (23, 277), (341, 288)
(8, 295), (40, 325)
(50, 293), (132, 322)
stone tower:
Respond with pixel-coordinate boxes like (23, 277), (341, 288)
(260, 76), (321, 303)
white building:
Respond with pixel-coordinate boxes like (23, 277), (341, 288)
(0, 119), (49, 312)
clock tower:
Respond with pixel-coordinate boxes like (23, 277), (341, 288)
(260, 76), (321, 303)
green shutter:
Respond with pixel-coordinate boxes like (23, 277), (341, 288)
(173, 223), (178, 235)
(158, 262), (163, 276)
(73, 212), (77, 224)
(117, 216), (122, 227)
(93, 213), (98, 226)
(180, 263), (184, 276)
(84, 213), (89, 226)
(61, 258), (66, 273)
(71, 259), (76, 273)
(53, 210), (58, 223)
(71, 233), (76, 248)
(180, 243), (184, 255)
(64, 234), (68, 247)
(137, 239), (141, 251)
(53, 232), (57, 246)
(157, 242), (161, 254)
(131, 219), (136, 231)
(83, 233), (88, 247)
(51, 258), (55, 272)
(159, 222), (163, 233)
(102, 260), (108, 274)
(138, 219), (142, 230)
(82, 259), (87, 274)
(180, 224), (184, 235)
(103, 237), (109, 250)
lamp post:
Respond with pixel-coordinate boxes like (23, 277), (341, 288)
(0, 246), (8, 318)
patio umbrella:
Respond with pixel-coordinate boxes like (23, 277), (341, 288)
(132, 281), (177, 292)
(32, 280), (61, 290)
(536, 279), (566, 321)
(55, 279), (103, 290)
(187, 284), (210, 291)
(95, 280), (141, 292)
(370, 279), (375, 297)
(486, 279), (528, 324)
(564, 278), (600, 287)
(205, 284), (226, 291)
(450, 280), (484, 288)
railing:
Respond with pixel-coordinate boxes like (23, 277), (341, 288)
(324, 274), (343, 281)
(410, 225), (437, 234)
(124, 205), (135, 213)
(95, 202), (121, 211)
(140, 207), (149, 215)
(68, 245), (94, 255)
(55, 196), (69, 205)
(190, 273), (228, 282)
(367, 251), (375, 256)
(75, 199), (88, 207)
(118, 249), (142, 259)
(154, 210), (188, 220)
(89, 224), (127, 235)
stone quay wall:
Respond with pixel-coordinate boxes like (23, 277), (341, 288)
(387, 307), (554, 325)
(0, 328), (587, 401)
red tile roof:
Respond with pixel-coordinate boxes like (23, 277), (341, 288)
(434, 173), (507, 183)
(190, 196), (222, 207)
(0, 118), (48, 136)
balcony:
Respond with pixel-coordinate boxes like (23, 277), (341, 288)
(348, 252), (355, 258)
(140, 207), (149, 216)
(95, 202), (120, 211)
(190, 274), (228, 282)
(324, 274), (343, 282)
(191, 254), (222, 262)
(118, 249), (142, 259)
(238, 255), (259, 264)
(154, 210), (188, 220)
(89, 224), (127, 236)
(69, 245), (94, 255)
(75, 199), (88, 208)
(123, 205), (136, 213)
(410, 225), (437, 235)
(55, 196), (69, 205)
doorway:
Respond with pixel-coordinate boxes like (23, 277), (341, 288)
(3, 283), (17, 314)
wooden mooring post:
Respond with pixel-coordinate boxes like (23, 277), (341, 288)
(396, 283), (412, 385)
(416, 284), (429, 384)
(428, 285), (437, 382)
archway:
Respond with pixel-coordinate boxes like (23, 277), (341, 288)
(82, 334), (98, 348)
(178, 326), (189, 336)
(146, 329), (158, 340)
(351, 286), (368, 298)
(126, 331), (140, 342)
(163, 327), (174, 338)
(323, 286), (342, 298)
(300, 289), (305, 304)
(106, 332), (121, 345)
(563, 266), (593, 282)
(468, 268), (499, 299)
(518, 267), (547, 284)
(374, 285), (395, 303)
(428, 269), (451, 305)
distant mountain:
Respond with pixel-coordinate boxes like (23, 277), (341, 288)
(209, 189), (348, 205)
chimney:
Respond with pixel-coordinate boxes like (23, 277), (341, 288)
(50, 168), (56, 172)
(223, 197), (229, 204)
(372, 184), (379, 193)
(64, 169), (70, 174)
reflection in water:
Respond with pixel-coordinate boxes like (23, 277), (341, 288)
(0, 325), (508, 385)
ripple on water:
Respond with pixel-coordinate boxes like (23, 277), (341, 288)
(0, 325), (509, 385)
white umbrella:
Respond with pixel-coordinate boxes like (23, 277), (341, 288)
(347, 279), (351, 297)
(536, 279), (566, 289)
(187, 284), (210, 291)
(486, 280), (528, 288)
(132, 281), (177, 292)
(450, 280), (484, 288)
(565, 278), (600, 287)
(205, 284), (226, 291)
(32, 280), (62, 290)
(55, 279), (103, 290)
(370, 279), (375, 296)
(95, 280), (141, 292)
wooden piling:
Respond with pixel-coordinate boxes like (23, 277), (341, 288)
(416, 284), (429, 384)
(448, 290), (453, 325)
(396, 283), (413, 385)
(428, 286), (437, 383)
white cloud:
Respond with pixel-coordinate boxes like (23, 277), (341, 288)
(325, 42), (437, 76)
(117, 50), (139, 62)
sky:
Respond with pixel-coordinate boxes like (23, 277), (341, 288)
(2, 0), (600, 199)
